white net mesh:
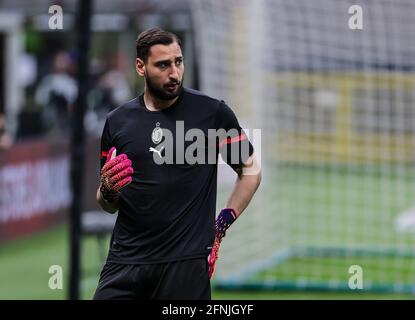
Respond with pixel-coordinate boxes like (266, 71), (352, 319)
(191, 0), (415, 292)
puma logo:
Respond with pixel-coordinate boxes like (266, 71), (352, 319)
(149, 146), (164, 158)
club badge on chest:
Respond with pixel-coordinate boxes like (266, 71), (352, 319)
(152, 122), (163, 144)
(149, 122), (164, 157)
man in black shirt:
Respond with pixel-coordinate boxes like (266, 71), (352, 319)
(93, 28), (261, 300)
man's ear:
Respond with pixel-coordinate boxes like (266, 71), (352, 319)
(136, 58), (145, 77)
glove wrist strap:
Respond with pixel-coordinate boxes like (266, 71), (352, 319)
(215, 208), (237, 241)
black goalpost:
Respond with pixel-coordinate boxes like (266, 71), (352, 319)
(69, 0), (93, 300)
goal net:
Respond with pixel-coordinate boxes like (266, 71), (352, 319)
(191, 0), (415, 293)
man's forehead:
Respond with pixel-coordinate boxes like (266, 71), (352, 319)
(148, 42), (182, 62)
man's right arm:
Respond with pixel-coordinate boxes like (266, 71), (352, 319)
(96, 187), (119, 214)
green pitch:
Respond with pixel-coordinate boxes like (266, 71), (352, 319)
(0, 221), (412, 299)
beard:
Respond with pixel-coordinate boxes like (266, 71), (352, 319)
(145, 73), (183, 101)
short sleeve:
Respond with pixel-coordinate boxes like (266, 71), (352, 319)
(100, 118), (113, 170)
(215, 102), (254, 172)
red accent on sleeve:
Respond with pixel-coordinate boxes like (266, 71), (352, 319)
(218, 133), (247, 148)
(100, 151), (109, 159)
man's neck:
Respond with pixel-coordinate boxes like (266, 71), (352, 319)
(143, 90), (179, 112)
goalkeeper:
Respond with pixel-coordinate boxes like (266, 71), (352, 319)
(93, 28), (261, 300)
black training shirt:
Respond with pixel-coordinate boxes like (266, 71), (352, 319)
(100, 87), (254, 264)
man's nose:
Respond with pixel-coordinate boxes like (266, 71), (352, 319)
(169, 65), (179, 81)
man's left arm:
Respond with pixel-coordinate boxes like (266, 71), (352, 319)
(225, 153), (262, 217)
(209, 153), (261, 278)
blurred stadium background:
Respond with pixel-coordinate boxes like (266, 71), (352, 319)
(1, 0), (415, 300)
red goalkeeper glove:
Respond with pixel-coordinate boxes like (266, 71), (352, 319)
(100, 147), (133, 203)
(208, 208), (237, 279)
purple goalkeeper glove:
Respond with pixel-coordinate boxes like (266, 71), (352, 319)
(100, 147), (133, 203)
(208, 208), (237, 279)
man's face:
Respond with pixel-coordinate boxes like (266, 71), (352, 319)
(136, 41), (184, 100)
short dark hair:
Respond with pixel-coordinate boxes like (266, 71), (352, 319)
(136, 28), (182, 62)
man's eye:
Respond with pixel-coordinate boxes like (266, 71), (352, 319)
(157, 62), (169, 69)
(175, 60), (182, 66)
